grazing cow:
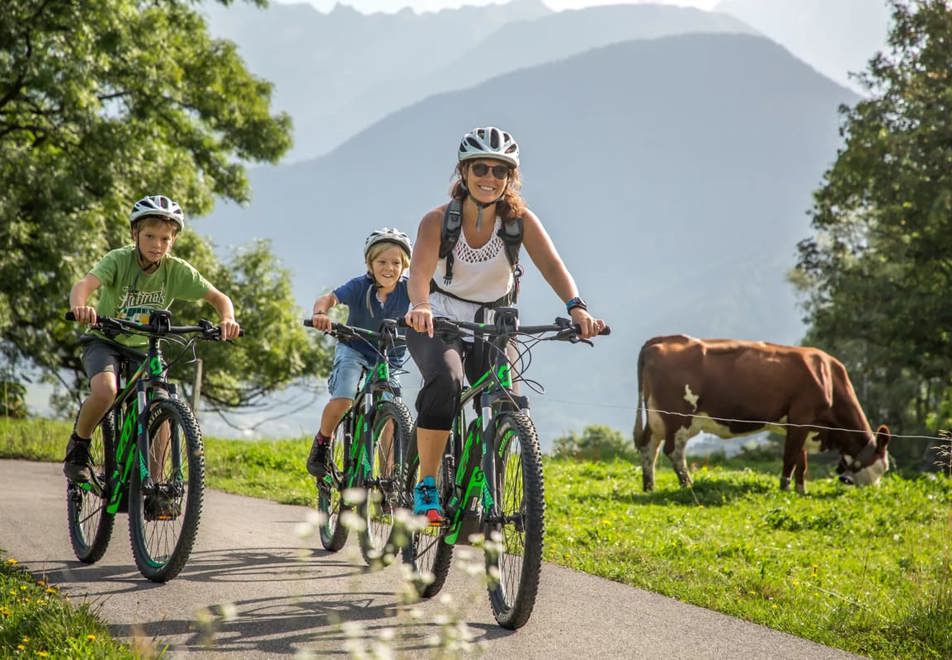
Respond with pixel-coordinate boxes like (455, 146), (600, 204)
(633, 335), (890, 494)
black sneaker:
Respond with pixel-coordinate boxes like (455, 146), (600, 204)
(306, 437), (329, 478)
(63, 437), (93, 483)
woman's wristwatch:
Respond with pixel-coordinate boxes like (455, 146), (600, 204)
(565, 296), (588, 313)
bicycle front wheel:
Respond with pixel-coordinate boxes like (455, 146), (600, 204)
(67, 411), (117, 563)
(359, 400), (412, 567)
(318, 417), (350, 551)
(128, 397), (204, 583)
(401, 428), (454, 598)
(485, 411), (545, 629)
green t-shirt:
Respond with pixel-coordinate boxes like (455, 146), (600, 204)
(87, 245), (212, 348)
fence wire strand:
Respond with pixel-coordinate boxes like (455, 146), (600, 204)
(539, 396), (948, 442)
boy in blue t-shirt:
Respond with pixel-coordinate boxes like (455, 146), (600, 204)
(306, 228), (412, 476)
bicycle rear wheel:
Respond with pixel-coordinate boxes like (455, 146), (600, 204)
(401, 428), (454, 598)
(359, 400), (412, 567)
(485, 411), (544, 629)
(67, 411), (117, 563)
(318, 417), (351, 551)
(128, 397), (204, 583)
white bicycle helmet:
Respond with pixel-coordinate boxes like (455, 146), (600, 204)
(458, 126), (520, 168)
(364, 227), (412, 259)
(130, 194), (185, 231)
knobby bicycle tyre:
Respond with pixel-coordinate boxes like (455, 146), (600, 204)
(359, 399), (412, 567)
(128, 397), (204, 582)
(485, 411), (545, 629)
(67, 410), (117, 564)
(318, 416), (351, 551)
(401, 427), (454, 598)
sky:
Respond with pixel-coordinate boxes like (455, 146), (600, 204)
(274, 0), (721, 14)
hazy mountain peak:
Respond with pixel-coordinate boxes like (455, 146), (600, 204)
(715, 0), (891, 92)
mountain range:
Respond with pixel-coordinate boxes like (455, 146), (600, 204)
(199, 29), (858, 443)
(202, 1), (752, 160)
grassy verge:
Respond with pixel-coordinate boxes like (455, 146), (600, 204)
(545, 459), (951, 659)
(2, 417), (950, 658)
(0, 553), (139, 658)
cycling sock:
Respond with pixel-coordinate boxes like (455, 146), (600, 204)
(70, 431), (91, 445)
(314, 431), (330, 446)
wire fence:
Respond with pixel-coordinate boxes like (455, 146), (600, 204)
(541, 396), (949, 442)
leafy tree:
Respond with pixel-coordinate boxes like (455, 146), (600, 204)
(552, 424), (635, 461)
(0, 380), (27, 418)
(792, 0), (952, 462)
(0, 0), (328, 412)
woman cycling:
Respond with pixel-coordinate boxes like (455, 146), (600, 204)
(404, 126), (606, 522)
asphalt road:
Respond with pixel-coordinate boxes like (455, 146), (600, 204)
(0, 459), (859, 658)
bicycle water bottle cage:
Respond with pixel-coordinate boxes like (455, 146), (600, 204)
(149, 310), (173, 335)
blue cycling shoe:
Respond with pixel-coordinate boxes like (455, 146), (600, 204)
(413, 477), (444, 525)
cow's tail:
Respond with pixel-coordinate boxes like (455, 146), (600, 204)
(633, 343), (648, 449)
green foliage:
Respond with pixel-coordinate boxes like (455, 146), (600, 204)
(0, 381), (27, 418)
(792, 1), (952, 454)
(0, 552), (139, 657)
(552, 424), (636, 461)
(0, 0), (327, 408)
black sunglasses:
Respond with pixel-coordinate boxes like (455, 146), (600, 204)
(469, 162), (511, 180)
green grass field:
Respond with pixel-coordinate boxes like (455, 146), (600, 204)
(1, 417), (949, 658)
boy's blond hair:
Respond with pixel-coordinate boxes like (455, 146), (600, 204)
(133, 215), (181, 236)
(365, 241), (410, 272)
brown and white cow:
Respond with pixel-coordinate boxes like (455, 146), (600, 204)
(633, 335), (890, 493)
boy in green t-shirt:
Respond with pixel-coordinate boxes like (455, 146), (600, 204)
(64, 194), (241, 483)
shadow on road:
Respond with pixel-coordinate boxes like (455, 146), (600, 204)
(33, 546), (516, 655)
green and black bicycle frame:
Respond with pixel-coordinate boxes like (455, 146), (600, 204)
(87, 319), (180, 514)
(336, 320), (403, 493)
(441, 308), (530, 546)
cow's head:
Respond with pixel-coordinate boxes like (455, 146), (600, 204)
(837, 425), (890, 486)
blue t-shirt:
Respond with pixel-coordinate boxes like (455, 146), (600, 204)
(333, 274), (410, 366)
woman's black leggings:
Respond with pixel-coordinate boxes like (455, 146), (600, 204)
(407, 328), (516, 431)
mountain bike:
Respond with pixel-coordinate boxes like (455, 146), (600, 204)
(304, 318), (413, 566)
(401, 306), (609, 629)
(65, 310), (239, 582)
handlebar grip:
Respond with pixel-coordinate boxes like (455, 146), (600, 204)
(599, 325), (611, 336)
(65, 311), (76, 321)
(303, 318), (313, 327)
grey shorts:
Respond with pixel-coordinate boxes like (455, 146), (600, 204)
(81, 336), (148, 380)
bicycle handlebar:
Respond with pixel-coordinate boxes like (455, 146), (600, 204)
(303, 318), (405, 347)
(427, 316), (611, 341)
(66, 311), (243, 339)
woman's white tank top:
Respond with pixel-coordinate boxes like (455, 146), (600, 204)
(430, 216), (515, 322)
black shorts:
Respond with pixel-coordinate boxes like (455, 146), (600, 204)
(407, 329), (517, 431)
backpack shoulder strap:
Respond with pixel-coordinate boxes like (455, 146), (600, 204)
(440, 199), (463, 259)
(437, 198), (463, 286)
(497, 216), (523, 267)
